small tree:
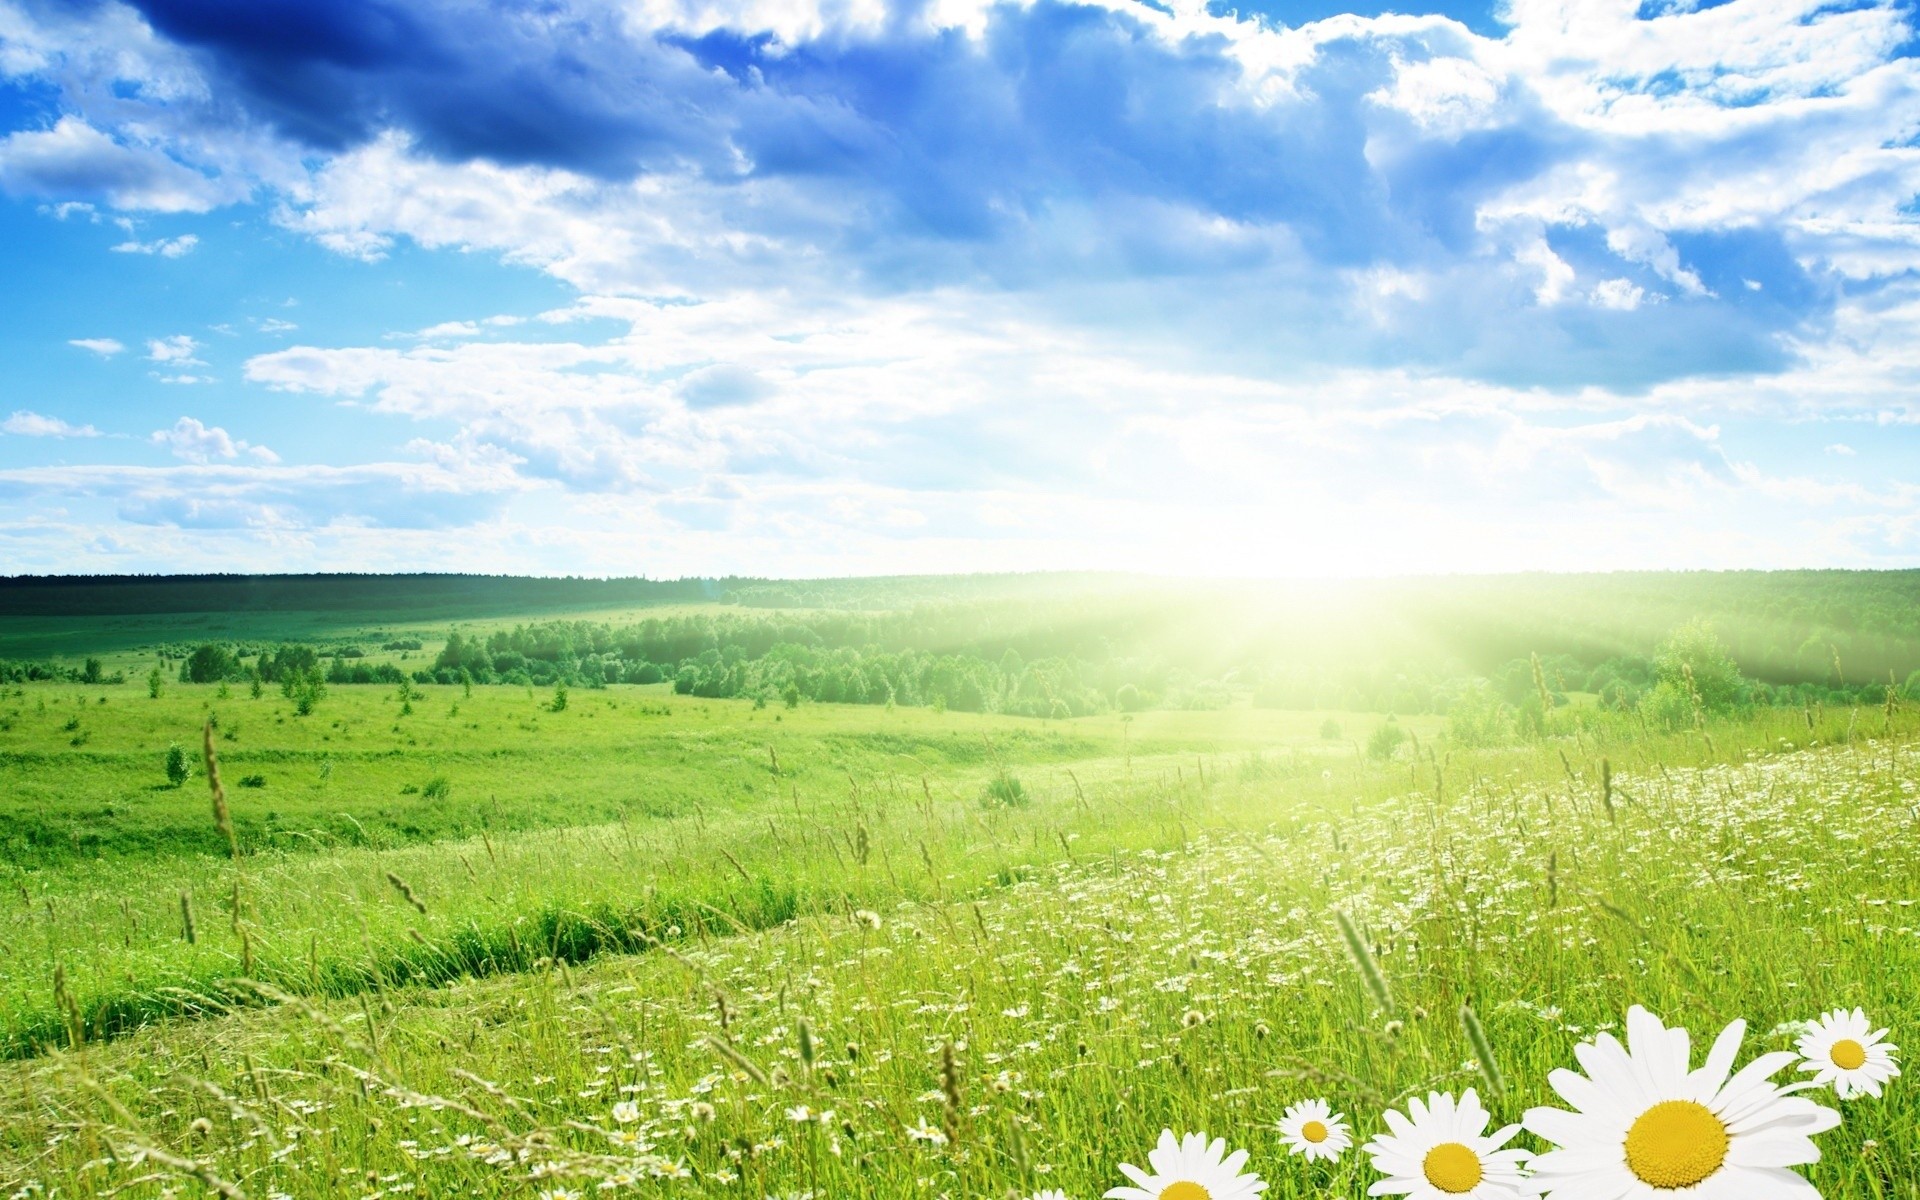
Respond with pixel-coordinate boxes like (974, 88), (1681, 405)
(1652, 620), (1745, 713)
(164, 743), (191, 788)
(1366, 718), (1407, 762)
(982, 769), (1030, 808)
(1115, 683), (1145, 713)
(550, 682), (569, 712)
(147, 665), (164, 699)
(282, 670), (326, 716)
(782, 682), (801, 709)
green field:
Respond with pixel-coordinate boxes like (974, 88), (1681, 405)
(0, 576), (1915, 1198)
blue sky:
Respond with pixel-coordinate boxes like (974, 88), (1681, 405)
(1, 0), (1918, 577)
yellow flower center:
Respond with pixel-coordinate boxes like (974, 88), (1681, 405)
(1158, 1184), (1210, 1200)
(1301, 1120), (1329, 1144)
(1624, 1100), (1729, 1189)
(1422, 1143), (1483, 1194)
(1831, 1039), (1867, 1071)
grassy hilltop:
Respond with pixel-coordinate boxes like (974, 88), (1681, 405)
(0, 572), (1914, 1198)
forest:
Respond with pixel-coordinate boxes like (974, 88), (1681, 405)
(4, 570), (1918, 736)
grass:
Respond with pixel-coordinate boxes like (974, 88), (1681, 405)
(0, 676), (1913, 1198)
(0, 681), (1432, 1058)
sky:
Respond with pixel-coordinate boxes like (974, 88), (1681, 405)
(1, 0), (1918, 579)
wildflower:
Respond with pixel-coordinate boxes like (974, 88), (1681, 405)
(1524, 1006), (1840, 1196)
(610, 1101), (640, 1124)
(1105, 1130), (1265, 1200)
(906, 1117), (948, 1145)
(1364, 1089), (1534, 1198)
(1276, 1099), (1350, 1163)
(1797, 1007), (1899, 1099)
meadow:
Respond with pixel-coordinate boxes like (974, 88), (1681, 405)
(0, 573), (1915, 1198)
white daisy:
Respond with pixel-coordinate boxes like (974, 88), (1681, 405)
(1105, 1130), (1267, 1200)
(1797, 1007), (1899, 1099)
(1364, 1088), (1536, 1199)
(1030, 1192), (1071, 1200)
(1524, 1005), (1842, 1198)
(1277, 1098), (1352, 1163)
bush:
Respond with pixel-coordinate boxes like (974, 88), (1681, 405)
(1366, 719), (1406, 762)
(1319, 717), (1342, 740)
(982, 769), (1030, 808)
(421, 776), (452, 801)
(238, 774), (266, 788)
(1115, 683), (1145, 712)
(282, 672), (327, 717)
(164, 743), (191, 788)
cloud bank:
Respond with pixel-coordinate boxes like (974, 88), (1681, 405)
(0, 0), (1917, 572)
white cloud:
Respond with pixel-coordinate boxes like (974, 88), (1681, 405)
(0, 118), (238, 212)
(148, 416), (275, 463)
(146, 335), (203, 365)
(3, 410), (101, 438)
(1592, 278), (1648, 311)
(67, 337), (124, 356)
(110, 232), (199, 257)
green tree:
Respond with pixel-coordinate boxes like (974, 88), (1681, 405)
(1114, 683), (1145, 713)
(1366, 718), (1406, 762)
(164, 743), (191, 788)
(281, 670), (327, 716)
(185, 644), (236, 683)
(1652, 620), (1746, 713)
(147, 665), (164, 699)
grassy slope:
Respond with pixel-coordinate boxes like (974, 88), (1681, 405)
(0, 680), (1428, 1057)
(1, 711), (1911, 1198)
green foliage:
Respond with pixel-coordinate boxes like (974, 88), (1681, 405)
(184, 643), (238, 683)
(146, 665), (163, 699)
(1114, 683), (1145, 712)
(162, 743), (190, 788)
(550, 682), (568, 712)
(281, 670), (327, 716)
(982, 768), (1030, 808)
(1319, 717), (1343, 740)
(1652, 620), (1748, 712)
(1443, 682), (1512, 748)
(421, 776), (451, 801)
(1366, 717), (1406, 761)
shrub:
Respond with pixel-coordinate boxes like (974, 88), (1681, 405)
(421, 776), (452, 801)
(164, 743), (191, 788)
(982, 769), (1030, 808)
(1319, 718), (1343, 740)
(1366, 719), (1406, 762)
(238, 774), (266, 788)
